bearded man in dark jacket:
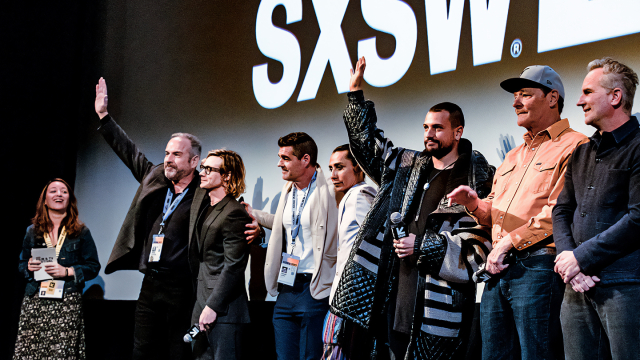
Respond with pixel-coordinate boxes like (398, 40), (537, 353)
(330, 57), (494, 360)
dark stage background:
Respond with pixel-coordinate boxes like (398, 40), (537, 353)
(6, 0), (639, 359)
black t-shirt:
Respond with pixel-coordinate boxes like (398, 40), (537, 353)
(140, 176), (199, 275)
(394, 167), (452, 334)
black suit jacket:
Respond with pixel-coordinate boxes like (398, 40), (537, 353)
(99, 115), (199, 274)
(190, 190), (251, 324)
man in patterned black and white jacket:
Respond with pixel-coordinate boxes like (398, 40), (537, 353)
(330, 57), (494, 360)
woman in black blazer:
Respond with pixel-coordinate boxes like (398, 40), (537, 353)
(190, 149), (252, 360)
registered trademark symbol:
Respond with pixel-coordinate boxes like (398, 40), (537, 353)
(510, 38), (522, 58)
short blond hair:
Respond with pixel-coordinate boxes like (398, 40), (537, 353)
(204, 149), (246, 198)
(587, 57), (638, 114)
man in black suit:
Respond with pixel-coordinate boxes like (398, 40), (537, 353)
(190, 149), (252, 359)
(94, 77), (200, 360)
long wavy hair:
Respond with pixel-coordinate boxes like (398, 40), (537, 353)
(205, 149), (246, 198)
(32, 178), (84, 237)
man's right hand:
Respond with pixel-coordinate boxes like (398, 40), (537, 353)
(95, 77), (109, 119)
(447, 185), (480, 210)
(242, 202), (260, 244)
(349, 56), (366, 92)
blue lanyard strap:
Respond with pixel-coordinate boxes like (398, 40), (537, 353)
(158, 188), (189, 234)
(290, 171), (317, 248)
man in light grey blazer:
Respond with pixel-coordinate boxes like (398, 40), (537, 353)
(245, 132), (338, 360)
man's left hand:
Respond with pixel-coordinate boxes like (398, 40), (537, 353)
(554, 251), (581, 282)
(394, 234), (416, 258)
(199, 306), (217, 331)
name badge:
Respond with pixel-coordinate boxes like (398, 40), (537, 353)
(39, 280), (64, 299)
(277, 252), (300, 286)
(149, 235), (164, 262)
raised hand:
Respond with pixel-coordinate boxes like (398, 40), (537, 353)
(349, 56), (366, 92)
(251, 177), (269, 211)
(95, 77), (109, 119)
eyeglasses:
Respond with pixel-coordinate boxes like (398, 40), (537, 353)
(200, 165), (222, 175)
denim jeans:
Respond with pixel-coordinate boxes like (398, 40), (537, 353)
(480, 254), (564, 360)
(561, 283), (640, 360)
(273, 280), (329, 360)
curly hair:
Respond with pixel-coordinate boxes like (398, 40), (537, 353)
(205, 149), (246, 198)
(32, 178), (84, 237)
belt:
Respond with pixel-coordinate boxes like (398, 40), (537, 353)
(295, 273), (312, 283)
(515, 247), (557, 259)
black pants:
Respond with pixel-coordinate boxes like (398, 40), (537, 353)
(132, 271), (194, 360)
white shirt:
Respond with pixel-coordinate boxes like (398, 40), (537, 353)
(282, 180), (317, 274)
(330, 182), (376, 301)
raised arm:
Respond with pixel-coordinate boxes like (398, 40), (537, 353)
(94, 77), (155, 183)
(343, 57), (400, 186)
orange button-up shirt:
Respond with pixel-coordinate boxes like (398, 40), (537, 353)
(474, 119), (587, 249)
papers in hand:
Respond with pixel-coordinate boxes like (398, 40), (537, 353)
(31, 248), (57, 281)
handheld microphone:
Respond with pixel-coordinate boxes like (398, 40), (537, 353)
(183, 324), (202, 343)
(390, 212), (407, 240)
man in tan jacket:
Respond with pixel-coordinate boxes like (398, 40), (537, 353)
(245, 132), (338, 360)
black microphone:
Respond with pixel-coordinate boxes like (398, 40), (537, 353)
(183, 323), (203, 343)
(390, 212), (407, 240)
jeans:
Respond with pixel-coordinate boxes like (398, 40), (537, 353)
(273, 280), (329, 360)
(480, 254), (564, 360)
(132, 271), (194, 360)
(561, 283), (640, 360)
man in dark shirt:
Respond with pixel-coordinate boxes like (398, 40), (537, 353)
(94, 77), (201, 360)
(552, 58), (640, 360)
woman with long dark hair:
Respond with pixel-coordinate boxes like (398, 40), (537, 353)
(14, 178), (100, 359)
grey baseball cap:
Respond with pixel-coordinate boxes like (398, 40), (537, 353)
(500, 65), (565, 99)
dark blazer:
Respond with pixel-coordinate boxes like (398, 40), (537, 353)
(20, 225), (101, 296)
(190, 190), (251, 324)
(98, 115), (199, 274)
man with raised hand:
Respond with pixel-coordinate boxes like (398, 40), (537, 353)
(448, 65), (587, 360)
(553, 57), (640, 360)
(331, 57), (494, 360)
(244, 132), (338, 360)
(94, 78), (200, 360)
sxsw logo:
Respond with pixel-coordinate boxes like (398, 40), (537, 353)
(252, 0), (640, 109)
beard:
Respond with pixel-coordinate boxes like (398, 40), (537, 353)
(164, 163), (189, 181)
(424, 139), (454, 160)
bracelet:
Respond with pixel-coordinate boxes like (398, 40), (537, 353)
(65, 268), (68, 277)
(469, 204), (479, 213)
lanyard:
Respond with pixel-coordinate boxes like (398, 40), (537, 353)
(43, 226), (67, 258)
(159, 188), (189, 234)
(290, 171), (317, 252)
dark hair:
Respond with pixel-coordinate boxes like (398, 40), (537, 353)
(278, 132), (318, 167)
(541, 87), (565, 115)
(32, 178), (84, 237)
(332, 144), (356, 167)
(205, 149), (246, 198)
(429, 102), (465, 128)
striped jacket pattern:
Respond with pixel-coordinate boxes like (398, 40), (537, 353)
(331, 90), (494, 359)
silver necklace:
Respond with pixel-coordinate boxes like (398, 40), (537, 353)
(423, 160), (457, 191)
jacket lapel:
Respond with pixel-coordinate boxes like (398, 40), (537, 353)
(199, 196), (232, 254)
(190, 187), (208, 251)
